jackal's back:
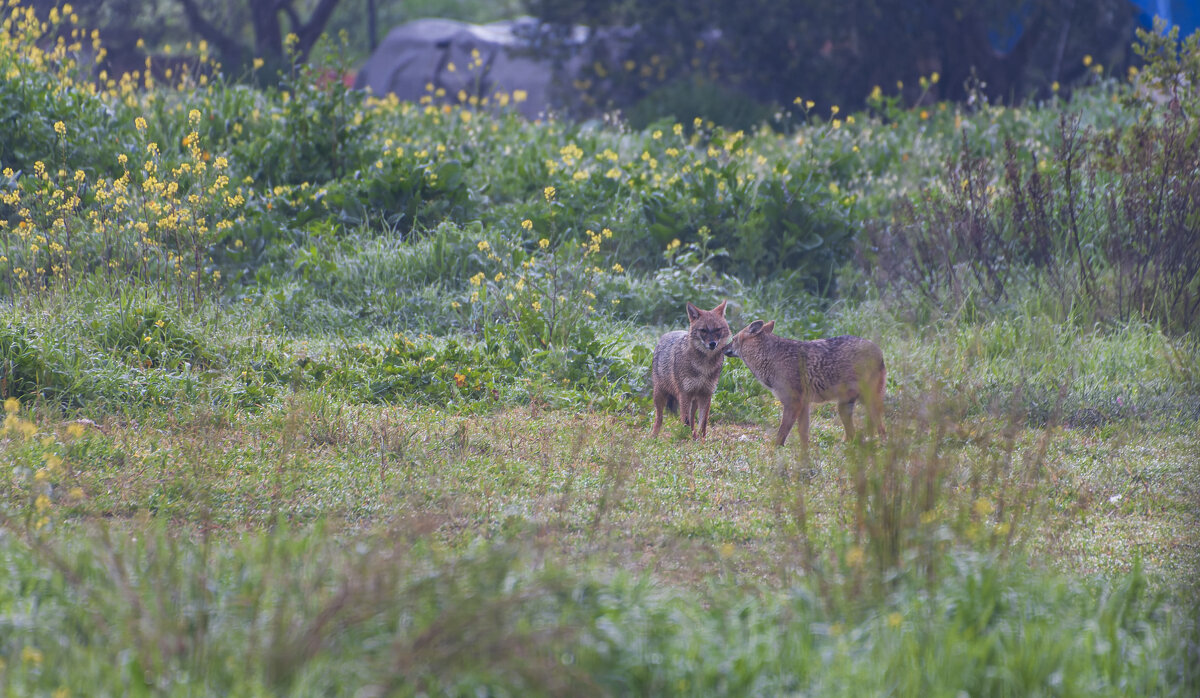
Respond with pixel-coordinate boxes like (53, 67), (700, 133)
(729, 327), (884, 404)
(796, 335), (884, 401)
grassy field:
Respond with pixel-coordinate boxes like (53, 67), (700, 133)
(2, 6), (1199, 696)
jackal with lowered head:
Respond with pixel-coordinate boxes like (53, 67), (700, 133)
(651, 300), (730, 440)
(724, 320), (886, 448)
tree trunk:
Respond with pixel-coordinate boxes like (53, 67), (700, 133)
(175, 0), (344, 69)
(251, 2), (283, 62)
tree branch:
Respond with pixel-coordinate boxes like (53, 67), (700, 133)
(276, 0), (303, 36)
(296, 0), (344, 63)
(175, 0), (244, 67)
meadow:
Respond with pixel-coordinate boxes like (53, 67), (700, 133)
(1, 5), (1198, 695)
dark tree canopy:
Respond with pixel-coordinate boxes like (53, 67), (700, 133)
(527, 0), (1140, 116)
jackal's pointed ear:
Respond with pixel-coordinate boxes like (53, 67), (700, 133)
(686, 302), (701, 322)
(713, 299), (727, 316)
(762, 320), (776, 334)
(747, 320), (765, 335)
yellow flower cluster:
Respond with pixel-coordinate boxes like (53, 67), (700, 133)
(3, 109), (243, 302)
(1, 398), (85, 531)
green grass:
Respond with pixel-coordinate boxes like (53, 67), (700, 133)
(2, 525), (1194, 696)
(2, 299), (1198, 695)
(1, 237), (1197, 696)
(2, 387), (1197, 694)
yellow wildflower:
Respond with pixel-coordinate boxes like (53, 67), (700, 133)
(22, 647), (43, 666)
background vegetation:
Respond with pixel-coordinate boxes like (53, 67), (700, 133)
(1, 2), (1198, 695)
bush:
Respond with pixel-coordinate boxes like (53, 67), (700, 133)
(0, 321), (63, 401)
(866, 106), (1200, 332)
(0, 6), (126, 176)
(625, 76), (774, 133)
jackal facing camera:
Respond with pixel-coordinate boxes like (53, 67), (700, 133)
(651, 300), (731, 440)
(724, 320), (886, 448)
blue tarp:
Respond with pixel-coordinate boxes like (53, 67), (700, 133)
(1128, 0), (1200, 36)
(986, 1), (1200, 54)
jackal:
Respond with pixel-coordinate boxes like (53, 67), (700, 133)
(651, 300), (731, 440)
(724, 320), (886, 448)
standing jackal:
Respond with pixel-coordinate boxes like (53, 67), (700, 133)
(651, 300), (731, 440)
(724, 320), (886, 448)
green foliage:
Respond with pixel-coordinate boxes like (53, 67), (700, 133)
(87, 298), (217, 370)
(232, 37), (370, 186)
(349, 334), (501, 407)
(0, 519), (1194, 695)
(867, 103), (1200, 332)
(319, 155), (472, 233)
(634, 126), (855, 287)
(626, 76), (774, 133)
(0, 320), (63, 401)
(0, 9), (124, 175)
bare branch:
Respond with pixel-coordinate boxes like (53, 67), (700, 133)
(175, 0), (244, 66)
(276, 0), (302, 36)
(296, 0), (344, 63)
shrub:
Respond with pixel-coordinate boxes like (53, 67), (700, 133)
(229, 34), (371, 186)
(0, 6), (126, 176)
(865, 58), (1200, 333)
(0, 321), (62, 401)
